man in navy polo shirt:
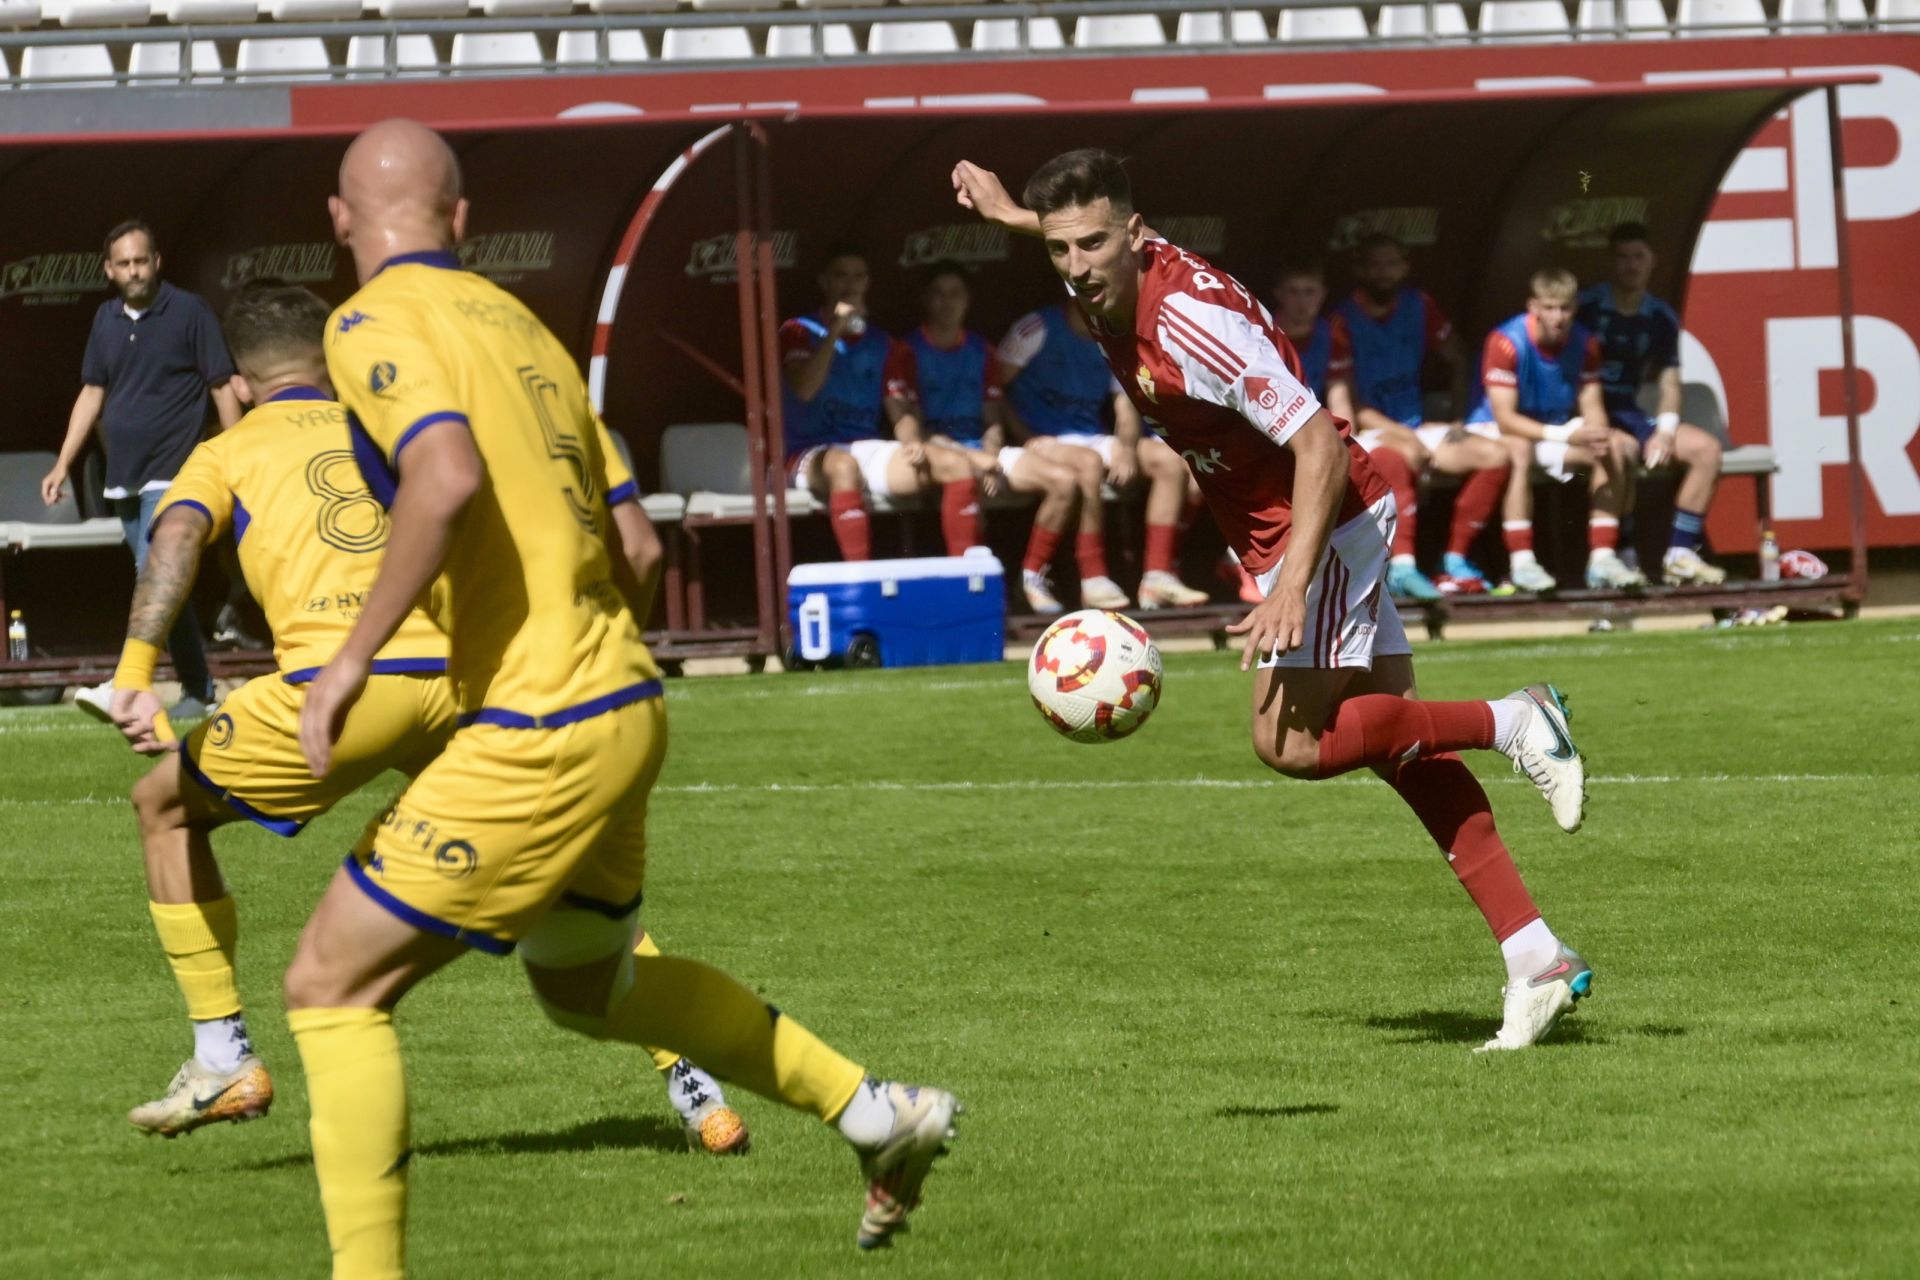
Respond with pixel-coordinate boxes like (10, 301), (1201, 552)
(41, 220), (241, 720)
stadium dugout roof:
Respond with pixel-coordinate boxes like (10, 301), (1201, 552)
(0, 76), (1869, 483)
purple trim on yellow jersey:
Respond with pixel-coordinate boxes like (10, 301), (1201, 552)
(178, 743), (306, 838)
(280, 657), (450, 685)
(147, 498), (214, 542)
(456, 676), (663, 730)
(376, 250), (463, 275)
(348, 410), (397, 509)
(393, 410), (469, 464)
(344, 853), (515, 955)
(607, 479), (640, 507)
(231, 495), (252, 544)
(264, 385), (329, 403)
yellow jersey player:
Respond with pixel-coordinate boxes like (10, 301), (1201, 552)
(105, 282), (747, 1155)
(286, 119), (957, 1278)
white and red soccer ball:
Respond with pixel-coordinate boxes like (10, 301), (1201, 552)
(1027, 609), (1163, 743)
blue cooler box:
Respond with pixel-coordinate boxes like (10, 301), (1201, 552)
(787, 549), (1005, 669)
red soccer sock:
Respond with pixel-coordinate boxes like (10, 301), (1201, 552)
(1588, 515), (1619, 553)
(1387, 754), (1541, 940)
(1024, 523), (1065, 575)
(1448, 465), (1509, 558)
(1144, 522), (1178, 575)
(827, 491), (871, 561)
(1503, 520), (1534, 556)
(940, 479), (981, 555)
(1075, 530), (1109, 581)
(1368, 449), (1419, 558)
(1315, 694), (1495, 778)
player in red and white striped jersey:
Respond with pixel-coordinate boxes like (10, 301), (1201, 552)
(954, 149), (1599, 1051)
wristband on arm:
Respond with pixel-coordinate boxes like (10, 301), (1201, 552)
(113, 638), (162, 691)
(1542, 423), (1578, 445)
(1656, 412), (1680, 434)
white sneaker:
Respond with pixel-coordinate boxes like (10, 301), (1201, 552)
(1499, 683), (1585, 834)
(1022, 569), (1065, 615)
(1476, 944), (1594, 1053)
(73, 680), (114, 723)
(1507, 560), (1558, 594)
(853, 1081), (962, 1250)
(1585, 551), (1647, 590)
(1136, 570), (1208, 609)
(1662, 547), (1727, 586)
(1079, 575), (1129, 610)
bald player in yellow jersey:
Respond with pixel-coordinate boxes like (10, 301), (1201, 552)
(282, 120), (957, 1277)
(105, 282), (747, 1153)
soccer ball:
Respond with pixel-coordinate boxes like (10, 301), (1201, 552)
(1027, 609), (1163, 743)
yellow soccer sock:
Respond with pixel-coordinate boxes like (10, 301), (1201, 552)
(630, 932), (681, 1075)
(607, 954), (865, 1124)
(289, 1008), (409, 1280)
(148, 897), (241, 1021)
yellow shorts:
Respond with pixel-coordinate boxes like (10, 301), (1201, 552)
(181, 671), (457, 836)
(344, 687), (667, 955)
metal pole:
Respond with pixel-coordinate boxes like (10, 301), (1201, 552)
(731, 124), (779, 659)
(746, 121), (794, 661)
(1825, 84), (1870, 607)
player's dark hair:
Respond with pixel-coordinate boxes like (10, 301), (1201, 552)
(817, 241), (867, 272)
(921, 259), (971, 291)
(1608, 221), (1653, 249)
(1022, 149), (1134, 219)
(1354, 232), (1405, 259)
(1275, 258), (1325, 284)
(103, 219), (157, 259)
(223, 283), (330, 372)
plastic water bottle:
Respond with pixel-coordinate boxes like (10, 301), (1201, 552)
(1758, 529), (1781, 583)
(7, 610), (27, 661)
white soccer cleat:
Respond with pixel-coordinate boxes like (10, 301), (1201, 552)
(1022, 569), (1065, 615)
(127, 1055), (274, 1137)
(853, 1081), (961, 1250)
(1078, 575), (1129, 610)
(1499, 682), (1585, 834)
(1585, 552), (1647, 590)
(1476, 944), (1594, 1052)
(1506, 561), (1558, 594)
(1662, 547), (1727, 586)
(73, 679), (114, 723)
(1135, 570), (1208, 610)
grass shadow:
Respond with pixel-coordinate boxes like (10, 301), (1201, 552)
(1362, 1008), (1608, 1047)
(238, 1114), (687, 1173)
(1213, 1103), (1340, 1120)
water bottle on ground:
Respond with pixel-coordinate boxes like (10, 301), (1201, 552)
(1758, 529), (1781, 583)
(7, 610), (27, 661)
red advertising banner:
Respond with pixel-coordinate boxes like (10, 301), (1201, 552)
(281, 35), (1920, 554)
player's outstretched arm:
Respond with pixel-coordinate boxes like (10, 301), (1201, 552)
(108, 505), (213, 753)
(1226, 411), (1347, 670)
(952, 162), (1042, 238)
(299, 421), (482, 776)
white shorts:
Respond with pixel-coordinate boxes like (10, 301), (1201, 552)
(1414, 420), (1501, 453)
(789, 439), (905, 498)
(991, 445), (1030, 478)
(1253, 493), (1412, 671)
(1532, 438), (1576, 481)
(1037, 431), (1117, 467)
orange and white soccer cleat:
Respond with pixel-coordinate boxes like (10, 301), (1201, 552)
(127, 1055), (273, 1137)
(1135, 570), (1209, 609)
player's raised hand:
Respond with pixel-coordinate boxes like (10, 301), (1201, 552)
(109, 686), (175, 755)
(1226, 587), (1309, 672)
(952, 161), (1041, 237)
(299, 650), (371, 777)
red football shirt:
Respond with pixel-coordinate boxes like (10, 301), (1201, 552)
(1084, 240), (1389, 573)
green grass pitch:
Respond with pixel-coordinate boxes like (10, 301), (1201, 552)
(3, 619), (1916, 1278)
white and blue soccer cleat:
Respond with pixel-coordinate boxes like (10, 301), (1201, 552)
(1477, 944), (1594, 1052)
(1501, 682), (1585, 833)
(854, 1082), (962, 1250)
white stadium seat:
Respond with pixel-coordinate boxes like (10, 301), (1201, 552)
(267, 0), (362, 18)
(346, 32), (439, 74)
(129, 37), (223, 81)
(379, 0), (467, 15)
(588, 0), (675, 11)
(764, 22), (857, 54)
(557, 28), (650, 62)
(1276, 7), (1370, 39)
(797, 0), (884, 8)
(868, 19), (960, 53)
(971, 16), (1064, 49)
(1675, 0), (1769, 32)
(1073, 13), (1166, 46)
(660, 24), (755, 58)
(54, 0), (149, 26)
(1376, 2), (1471, 36)
(161, 0), (254, 19)
(1576, 0), (1672, 36)
(237, 36), (334, 79)
(451, 30), (543, 69)
(1882, 0), (1920, 24)
(481, 0), (566, 12)
(0, 1), (42, 27)
(1777, 0), (1868, 23)
(21, 43), (115, 84)
(687, 0), (779, 10)
(1174, 10), (1271, 42)
(1478, 0), (1574, 36)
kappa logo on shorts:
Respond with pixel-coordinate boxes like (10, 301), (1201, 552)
(433, 839), (479, 879)
(369, 362), (399, 395)
(206, 713), (235, 750)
